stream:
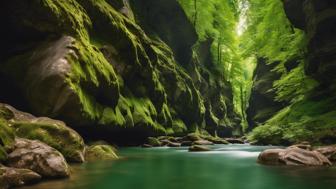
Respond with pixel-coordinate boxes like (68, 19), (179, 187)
(22, 145), (336, 189)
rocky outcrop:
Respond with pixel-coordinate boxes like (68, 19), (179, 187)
(1, 103), (85, 163)
(6, 138), (70, 178)
(129, 0), (198, 67)
(246, 58), (284, 130)
(315, 145), (336, 162)
(258, 146), (332, 166)
(0, 165), (41, 189)
(0, 0), (238, 144)
(85, 144), (118, 162)
(283, 0), (336, 89)
(142, 133), (230, 147)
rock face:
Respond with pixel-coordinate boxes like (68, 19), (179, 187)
(258, 147), (332, 166)
(0, 0), (238, 144)
(1, 103), (85, 163)
(0, 165), (41, 189)
(249, 0), (336, 145)
(6, 138), (70, 178)
(246, 58), (284, 130)
(282, 0), (336, 89)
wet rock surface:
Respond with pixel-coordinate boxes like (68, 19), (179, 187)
(0, 165), (41, 189)
(258, 146), (332, 166)
(6, 138), (70, 178)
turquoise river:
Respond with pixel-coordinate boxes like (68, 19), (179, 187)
(22, 145), (336, 189)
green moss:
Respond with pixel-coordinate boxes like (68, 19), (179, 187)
(0, 119), (15, 162)
(172, 119), (187, 133)
(85, 144), (118, 161)
(13, 120), (85, 162)
(147, 137), (161, 146)
(249, 97), (336, 144)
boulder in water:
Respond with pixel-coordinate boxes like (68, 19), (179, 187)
(258, 147), (332, 166)
(85, 144), (118, 161)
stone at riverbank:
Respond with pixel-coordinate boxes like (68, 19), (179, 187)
(6, 138), (70, 178)
(143, 133), (231, 148)
(188, 145), (211, 152)
(0, 165), (41, 189)
(85, 144), (119, 161)
(258, 146), (332, 166)
(192, 140), (214, 146)
(1, 103), (85, 163)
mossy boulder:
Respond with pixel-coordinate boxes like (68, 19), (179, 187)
(147, 137), (162, 147)
(13, 117), (85, 163)
(0, 119), (15, 162)
(85, 144), (118, 161)
(0, 103), (85, 162)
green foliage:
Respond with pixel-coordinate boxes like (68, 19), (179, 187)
(240, 0), (306, 63)
(249, 98), (336, 144)
(272, 63), (318, 103)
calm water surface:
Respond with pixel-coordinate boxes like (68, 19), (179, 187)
(22, 145), (336, 189)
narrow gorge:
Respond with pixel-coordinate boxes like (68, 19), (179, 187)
(0, 0), (336, 189)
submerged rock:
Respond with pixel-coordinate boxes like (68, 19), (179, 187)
(188, 145), (211, 152)
(85, 144), (118, 161)
(0, 165), (41, 189)
(6, 138), (70, 178)
(258, 147), (332, 166)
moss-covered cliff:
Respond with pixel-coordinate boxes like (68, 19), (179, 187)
(246, 0), (336, 145)
(0, 0), (240, 145)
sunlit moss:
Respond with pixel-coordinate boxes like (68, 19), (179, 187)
(0, 119), (15, 161)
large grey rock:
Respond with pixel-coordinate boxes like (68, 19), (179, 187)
(0, 165), (41, 189)
(258, 147), (332, 166)
(6, 138), (70, 178)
